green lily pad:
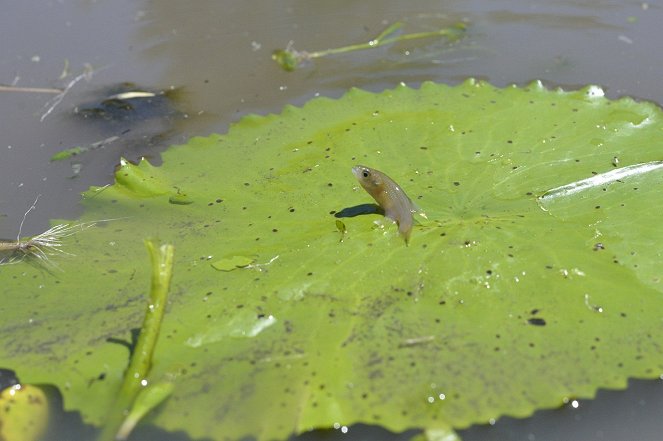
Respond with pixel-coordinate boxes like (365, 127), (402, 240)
(2, 79), (663, 440)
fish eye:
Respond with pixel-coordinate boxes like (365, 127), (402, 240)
(362, 170), (370, 178)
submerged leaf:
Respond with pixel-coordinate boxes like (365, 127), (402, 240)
(272, 48), (302, 72)
(50, 146), (85, 161)
(50, 136), (120, 162)
(2, 80), (663, 440)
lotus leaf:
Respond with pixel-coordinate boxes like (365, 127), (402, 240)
(2, 80), (663, 440)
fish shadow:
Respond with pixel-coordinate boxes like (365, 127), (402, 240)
(334, 203), (384, 218)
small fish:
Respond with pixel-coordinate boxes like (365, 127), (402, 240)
(352, 165), (423, 243)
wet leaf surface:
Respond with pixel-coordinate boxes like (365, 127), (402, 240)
(2, 80), (663, 440)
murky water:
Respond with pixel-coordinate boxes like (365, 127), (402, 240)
(2, 0), (662, 440)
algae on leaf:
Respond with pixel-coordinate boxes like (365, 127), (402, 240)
(2, 80), (663, 440)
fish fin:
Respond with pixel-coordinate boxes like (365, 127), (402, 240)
(410, 201), (428, 218)
(398, 216), (413, 245)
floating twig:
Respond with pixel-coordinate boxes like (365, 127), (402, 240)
(40, 63), (96, 122)
(0, 85), (63, 94)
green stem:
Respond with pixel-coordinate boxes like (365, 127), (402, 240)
(372, 21), (403, 41)
(115, 382), (174, 440)
(97, 240), (174, 441)
(273, 21), (466, 71)
(306, 24), (461, 59)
